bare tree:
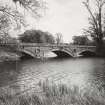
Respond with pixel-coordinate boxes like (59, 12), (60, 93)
(83, 0), (105, 51)
(55, 33), (63, 45)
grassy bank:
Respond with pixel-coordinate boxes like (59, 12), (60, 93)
(0, 80), (105, 105)
(0, 50), (20, 62)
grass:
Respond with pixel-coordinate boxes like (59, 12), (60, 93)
(0, 80), (105, 105)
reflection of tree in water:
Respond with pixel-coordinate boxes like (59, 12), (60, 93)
(0, 61), (20, 87)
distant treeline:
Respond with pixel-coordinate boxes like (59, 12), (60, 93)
(0, 29), (63, 50)
(72, 35), (97, 46)
(19, 30), (55, 44)
(72, 35), (105, 56)
(0, 30), (57, 44)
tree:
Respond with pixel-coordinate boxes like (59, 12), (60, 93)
(0, 0), (46, 50)
(12, 0), (46, 18)
(83, 0), (105, 51)
(0, 0), (45, 36)
(55, 33), (63, 44)
(72, 35), (90, 45)
(44, 32), (55, 44)
(18, 29), (55, 44)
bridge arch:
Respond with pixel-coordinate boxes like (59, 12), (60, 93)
(20, 49), (35, 58)
(51, 49), (74, 58)
(78, 50), (97, 57)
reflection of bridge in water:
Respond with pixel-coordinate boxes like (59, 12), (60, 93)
(18, 43), (97, 58)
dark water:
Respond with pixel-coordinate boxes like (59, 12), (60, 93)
(0, 56), (105, 95)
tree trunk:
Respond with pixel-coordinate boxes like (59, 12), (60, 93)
(96, 37), (104, 56)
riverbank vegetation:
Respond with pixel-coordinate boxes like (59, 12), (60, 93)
(0, 80), (105, 105)
(82, 0), (105, 56)
(0, 34), (20, 62)
(0, 50), (19, 62)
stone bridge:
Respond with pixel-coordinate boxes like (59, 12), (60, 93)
(18, 43), (97, 58)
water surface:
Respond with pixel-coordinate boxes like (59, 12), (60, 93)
(0, 55), (105, 95)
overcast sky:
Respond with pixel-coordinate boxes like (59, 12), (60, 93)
(26, 0), (89, 42)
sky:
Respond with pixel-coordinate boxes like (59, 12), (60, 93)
(24, 0), (89, 42)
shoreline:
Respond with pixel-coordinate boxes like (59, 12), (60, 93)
(0, 50), (20, 62)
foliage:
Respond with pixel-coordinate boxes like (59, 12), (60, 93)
(0, 0), (45, 36)
(44, 32), (55, 44)
(0, 13), (10, 31)
(0, 33), (18, 44)
(0, 32), (19, 52)
(72, 35), (90, 45)
(0, 3), (26, 32)
(19, 29), (55, 44)
(12, 0), (46, 17)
